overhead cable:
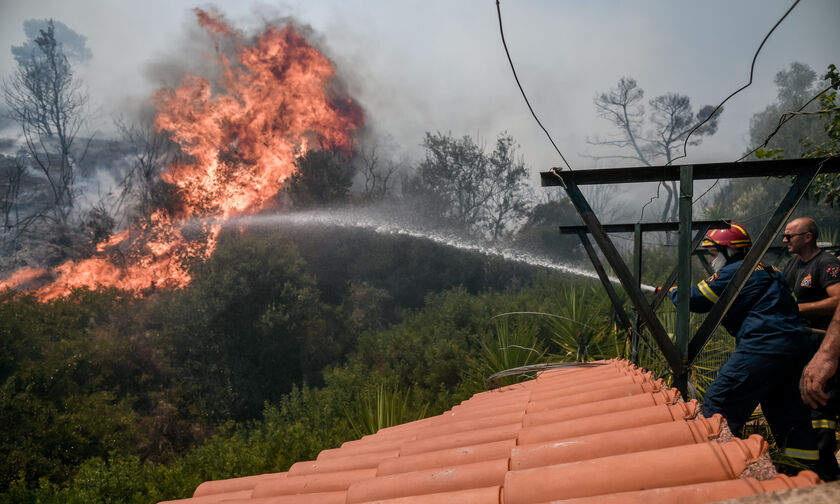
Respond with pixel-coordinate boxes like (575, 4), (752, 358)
(735, 85), (835, 163)
(692, 83), (833, 206)
(640, 1), (802, 220)
(496, 0), (573, 171)
(669, 0), (801, 166)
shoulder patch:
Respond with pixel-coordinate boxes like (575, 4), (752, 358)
(706, 272), (719, 282)
(827, 265), (840, 279)
(801, 274), (813, 288)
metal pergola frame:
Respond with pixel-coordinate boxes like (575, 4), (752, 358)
(540, 157), (840, 397)
(559, 220), (730, 366)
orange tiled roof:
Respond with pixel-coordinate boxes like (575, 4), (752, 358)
(158, 359), (823, 504)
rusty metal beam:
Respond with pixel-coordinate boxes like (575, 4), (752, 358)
(558, 175), (685, 376)
(541, 157), (840, 186)
(559, 220), (729, 234)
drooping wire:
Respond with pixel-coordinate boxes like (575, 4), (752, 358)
(668, 0), (801, 166)
(692, 83), (834, 207)
(638, 182), (663, 222)
(634, 0), (802, 218)
(496, 0), (573, 171)
(735, 84), (835, 162)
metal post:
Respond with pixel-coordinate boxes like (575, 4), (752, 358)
(674, 166), (693, 397)
(631, 223), (642, 364)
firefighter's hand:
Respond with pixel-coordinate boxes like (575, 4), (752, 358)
(800, 350), (837, 408)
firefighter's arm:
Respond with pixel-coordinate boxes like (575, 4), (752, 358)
(798, 283), (840, 318)
(667, 282), (715, 312)
(801, 302), (840, 408)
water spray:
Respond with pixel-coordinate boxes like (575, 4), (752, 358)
(215, 209), (657, 293)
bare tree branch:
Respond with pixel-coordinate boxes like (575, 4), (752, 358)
(588, 77), (723, 223)
(2, 19), (90, 232)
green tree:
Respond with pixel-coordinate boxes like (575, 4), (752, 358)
(0, 290), (141, 491)
(157, 230), (348, 421)
(404, 132), (531, 241)
(286, 149), (355, 208)
(747, 62), (830, 158)
(805, 64), (840, 206)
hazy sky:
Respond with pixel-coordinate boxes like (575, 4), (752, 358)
(1, 1), (838, 207)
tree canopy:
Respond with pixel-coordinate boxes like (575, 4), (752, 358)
(404, 131), (531, 242)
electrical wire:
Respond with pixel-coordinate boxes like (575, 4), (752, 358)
(645, 0), (802, 217)
(692, 83), (834, 206)
(501, 1), (815, 266)
(735, 85), (835, 162)
(638, 181), (664, 222)
(496, 0), (572, 171)
(669, 0), (801, 166)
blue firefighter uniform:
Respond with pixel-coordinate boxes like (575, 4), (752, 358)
(669, 256), (820, 465)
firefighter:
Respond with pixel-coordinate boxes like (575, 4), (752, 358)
(668, 223), (820, 472)
(783, 217), (840, 480)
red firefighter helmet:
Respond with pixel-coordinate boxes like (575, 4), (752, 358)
(702, 222), (751, 250)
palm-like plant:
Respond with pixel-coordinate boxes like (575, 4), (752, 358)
(464, 318), (549, 389)
(547, 284), (621, 362)
(345, 383), (428, 438)
(819, 227), (838, 247)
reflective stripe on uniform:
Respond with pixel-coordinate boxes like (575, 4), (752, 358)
(697, 280), (719, 303)
(784, 447), (819, 460)
(812, 418), (837, 430)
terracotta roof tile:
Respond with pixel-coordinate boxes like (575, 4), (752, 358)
(289, 449), (400, 475)
(157, 489), (253, 503)
(160, 360), (825, 504)
(522, 388), (679, 426)
(541, 472), (821, 504)
(192, 473), (286, 497)
(251, 468), (376, 497)
(346, 458), (509, 503)
(357, 485), (500, 504)
(503, 435), (769, 503)
(223, 491), (348, 503)
(510, 415), (723, 470)
(376, 439), (515, 476)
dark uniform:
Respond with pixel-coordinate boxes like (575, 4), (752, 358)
(784, 249), (840, 480)
(669, 256), (819, 465)
(784, 250), (840, 329)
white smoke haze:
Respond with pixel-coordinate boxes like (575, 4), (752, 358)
(1, 0), (839, 278)
(3, 0), (837, 172)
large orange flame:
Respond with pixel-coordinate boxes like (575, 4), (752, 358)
(1, 8), (363, 300)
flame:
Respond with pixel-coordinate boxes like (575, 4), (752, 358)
(0, 8), (363, 300)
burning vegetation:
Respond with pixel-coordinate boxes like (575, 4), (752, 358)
(1, 8), (364, 300)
